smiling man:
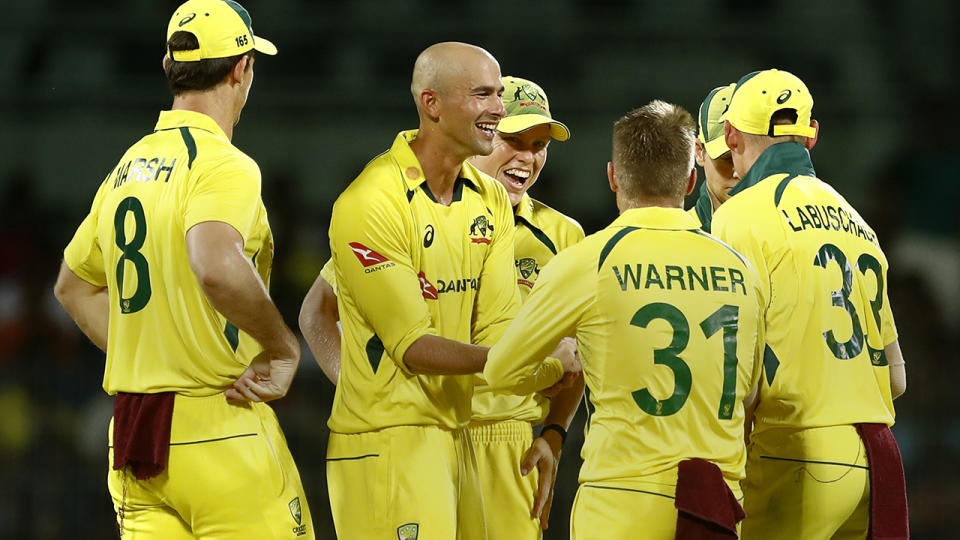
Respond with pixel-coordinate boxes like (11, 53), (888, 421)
(321, 44), (572, 540)
(468, 76), (585, 538)
(302, 76), (584, 537)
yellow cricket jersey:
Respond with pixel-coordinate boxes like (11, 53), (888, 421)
(712, 142), (898, 434)
(485, 207), (765, 485)
(471, 194), (585, 423)
(686, 206), (703, 230)
(63, 110), (273, 396)
(328, 130), (547, 433)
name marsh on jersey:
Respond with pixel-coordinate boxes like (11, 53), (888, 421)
(612, 263), (747, 295)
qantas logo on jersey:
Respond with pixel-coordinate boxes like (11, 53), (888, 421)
(418, 272), (438, 299)
(349, 242), (389, 266)
(417, 272), (479, 298)
(469, 215), (493, 244)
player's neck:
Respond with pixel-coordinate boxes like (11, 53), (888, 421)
(618, 195), (682, 213)
(409, 131), (469, 205)
(171, 89), (238, 141)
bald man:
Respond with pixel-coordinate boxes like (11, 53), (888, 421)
(324, 42), (571, 540)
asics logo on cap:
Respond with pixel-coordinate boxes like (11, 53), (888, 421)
(777, 89), (792, 104)
(178, 13), (196, 26)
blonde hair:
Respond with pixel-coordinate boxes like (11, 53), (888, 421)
(612, 100), (696, 200)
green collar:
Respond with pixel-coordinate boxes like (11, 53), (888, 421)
(693, 181), (715, 232)
(695, 142), (815, 232)
(732, 141), (816, 197)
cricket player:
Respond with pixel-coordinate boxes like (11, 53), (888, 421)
(53, 1), (314, 538)
(484, 100), (766, 540)
(301, 75), (585, 537)
(713, 68), (908, 539)
(323, 45), (574, 539)
(688, 83), (739, 232)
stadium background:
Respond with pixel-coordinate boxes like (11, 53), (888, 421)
(0, 0), (957, 537)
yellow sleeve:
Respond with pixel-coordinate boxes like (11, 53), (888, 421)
(183, 155), (262, 240)
(484, 244), (593, 394)
(64, 180), (109, 287)
(471, 186), (521, 346)
(319, 257), (338, 295)
(330, 185), (432, 374)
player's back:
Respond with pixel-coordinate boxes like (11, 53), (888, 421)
(65, 110), (270, 395)
(574, 207), (764, 488)
(714, 169), (897, 437)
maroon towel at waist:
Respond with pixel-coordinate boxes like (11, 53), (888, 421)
(855, 423), (909, 540)
(113, 392), (175, 480)
(674, 458), (745, 540)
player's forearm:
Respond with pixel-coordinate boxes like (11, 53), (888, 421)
(54, 262), (109, 351)
(198, 254), (297, 357)
(403, 334), (488, 375)
(886, 339), (906, 399)
(543, 375), (585, 431)
(298, 276), (341, 385)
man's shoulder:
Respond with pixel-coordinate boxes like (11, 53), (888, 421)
(528, 197), (584, 238)
(335, 150), (405, 206)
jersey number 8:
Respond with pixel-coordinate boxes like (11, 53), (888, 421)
(114, 197), (152, 314)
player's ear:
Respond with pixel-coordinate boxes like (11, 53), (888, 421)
(685, 167), (697, 196)
(419, 89), (442, 122)
(805, 119), (820, 150)
(694, 140), (706, 167)
(723, 120), (740, 154)
(162, 54), (170, 71)
(230, 56), (248, 85)
(607, 161), (618, 193)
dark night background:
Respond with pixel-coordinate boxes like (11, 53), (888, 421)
(0, 0), (957, 537)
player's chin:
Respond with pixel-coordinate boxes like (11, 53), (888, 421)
(472, 139), (495, 156)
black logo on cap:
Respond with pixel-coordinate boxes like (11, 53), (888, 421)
(777, 89), (792, 104)
(178, 13), (196, 26)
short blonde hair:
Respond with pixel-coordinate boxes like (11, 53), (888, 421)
(612, 100), (696, 200)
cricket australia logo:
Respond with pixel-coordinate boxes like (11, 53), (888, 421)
(515, 84), (547, 112)
(516, 257), (540, 288)
(288, 497), (307, 536)
(469, 215), (493, 244)
(398, 523), (419, 540)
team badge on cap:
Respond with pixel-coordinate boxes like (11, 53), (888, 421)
(497, 76), (571, 141)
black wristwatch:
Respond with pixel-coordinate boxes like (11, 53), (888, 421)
(540, 423), (567, 445)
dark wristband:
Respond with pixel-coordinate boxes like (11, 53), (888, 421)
(540, 424), (567, 445)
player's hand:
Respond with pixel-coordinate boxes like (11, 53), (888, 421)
(540, 337), (581, 398)
(225, 349), (300, 403)
(521, 435), (560, 529)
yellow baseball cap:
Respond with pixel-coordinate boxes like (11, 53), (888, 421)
(167, 0), (277, 62)
(497, 76), (570, 142)
(723, 69), (815, 138)
(697, 83), (736, 159)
